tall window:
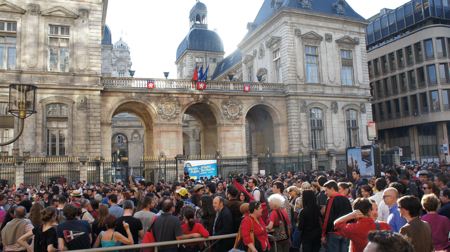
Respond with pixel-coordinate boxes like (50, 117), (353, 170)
(424, 39), (434, 59)
(405, 45), (414, 65)
(0, 102), (13, 154)
(414, 42), (423, 63)
(195, 57), (204, 68)
(408, 70), (416, 90)
(427, 64), (438, 86)
(346, 109), (359, 147)
(402, 96), (410, 116)
(247, 65), (253, 82)
(46, 103), (68, 156)
(436, 37), (447, 58)
(381, 55), (388, 74)
(442, 89), (450, 110)
(430, 90), (440, 112)
(397, 49), (405, 68)
(305, 46), (319, 83)
(340, 50), (353, 86)
(310, 108), (325, 150)
(0, 21), (17, 70)
(388, 52), (396, 71)
(439, 63), (450, 83)
(48, 25), (70, 72)
(273, 49), (282, 82)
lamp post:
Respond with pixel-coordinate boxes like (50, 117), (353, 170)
(0, 84), (37, 146)
(128, 70), (135, 77)
(163, 72), (170, 79)
(227, 74), (234, 81)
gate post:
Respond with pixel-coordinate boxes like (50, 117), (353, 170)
(251, 155), (259, 175)
(79, 157), (88, 182)
(15, 157), (25, 185)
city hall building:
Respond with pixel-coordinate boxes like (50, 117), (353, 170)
(367, 0), (450, 163)
(0, 0), (372, 183)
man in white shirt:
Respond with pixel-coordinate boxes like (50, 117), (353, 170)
(369, 178), (389, 221)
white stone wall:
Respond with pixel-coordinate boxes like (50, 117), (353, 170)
(234, 10), (372, 155)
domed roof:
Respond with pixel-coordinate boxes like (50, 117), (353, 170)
(114, 38), (129, 50)
(102, 25), (112, 45)
(176, 28), (224, 61)
(190, 1), (207, 13)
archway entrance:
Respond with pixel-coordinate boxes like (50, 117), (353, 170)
(182, 103), (218, 156)
(110, 102), (153, 180)
(245, 105), (275, 156)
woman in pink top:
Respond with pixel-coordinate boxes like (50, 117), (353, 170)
(421, 194), (450, 252)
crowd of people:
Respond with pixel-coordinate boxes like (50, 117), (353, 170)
(0, 163), (448, 252)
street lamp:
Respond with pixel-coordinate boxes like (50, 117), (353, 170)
(0, 84), (37, 146)
(128, 70), (135, 77)
(227, 74), (234, 81)
(163, 72), (170, 79)
(298, 149), (303, 172)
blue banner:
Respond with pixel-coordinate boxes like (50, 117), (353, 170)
(184, 160), (218, 179)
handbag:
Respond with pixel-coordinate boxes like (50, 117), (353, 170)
(141, 216), (158, 252)
(272, 209), (290, 242)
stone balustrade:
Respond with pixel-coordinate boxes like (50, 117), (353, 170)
(102, 77), (286, 93)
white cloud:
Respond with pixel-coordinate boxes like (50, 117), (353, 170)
(106, 0), (410, 78)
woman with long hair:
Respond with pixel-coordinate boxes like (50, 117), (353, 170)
(298, 190), (322, 252)
(93, 215), (134, 249)
(180, 208), (209, 252)
(200, 195), (215, 234)
(17, 207), (58, 252)
(92, 204), (109, 244)
(29, 203), (44, 227)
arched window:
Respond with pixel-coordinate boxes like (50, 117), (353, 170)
(310, 108), (325, 150)
(346, 109), (359, 147)
(46, 103), (68, 156)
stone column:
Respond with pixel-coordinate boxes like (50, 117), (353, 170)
(310, 151), (317, 171)
(15, 158), (25, 185)
(252, 156), (259, 175)
(79, 157), (88, 182)
(287, 97), (300, 153)
(328, 149), (337, 171)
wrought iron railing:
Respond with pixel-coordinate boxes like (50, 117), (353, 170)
(102, 77), (286, 93)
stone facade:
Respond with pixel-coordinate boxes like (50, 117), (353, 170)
(0, 0), (106, 157)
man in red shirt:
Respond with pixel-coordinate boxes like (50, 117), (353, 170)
(334, 198), (390, 252)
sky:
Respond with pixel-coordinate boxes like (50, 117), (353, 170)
(106, 0), (410, 78)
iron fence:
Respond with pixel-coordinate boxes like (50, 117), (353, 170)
(24, 157), (80, 186)
(142, 157), (178, 182)
(0, 157), (15, 186)
(217, 156), (251, 177)
(258, 154), (311, 175)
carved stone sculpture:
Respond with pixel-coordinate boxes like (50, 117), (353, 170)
(222, 98), (243, 120)
(157, 97), (181, 120)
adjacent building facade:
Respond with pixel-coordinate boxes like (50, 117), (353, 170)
(367, 0), (450, 163)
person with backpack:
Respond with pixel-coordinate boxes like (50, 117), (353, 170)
(334, 198), (390, 252)
(247, 177), (269, 223)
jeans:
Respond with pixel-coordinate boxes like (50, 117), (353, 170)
(325, 233), (349, 252)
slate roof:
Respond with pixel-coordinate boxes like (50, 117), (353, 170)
(211, 49), (242, 79)
(176, 28), (224, 61)
(250, 0), (365, 34)
(102, 25), (112, 45)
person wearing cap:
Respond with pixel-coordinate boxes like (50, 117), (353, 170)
(174, 187), (197, 220)
(191, 184), (205, 206)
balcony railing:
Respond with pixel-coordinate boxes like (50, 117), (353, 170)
(102, 77), (286, 93)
